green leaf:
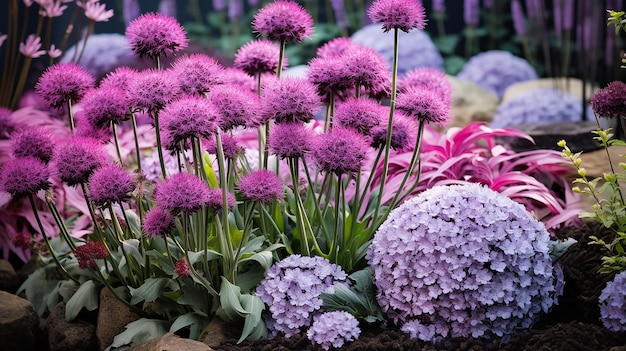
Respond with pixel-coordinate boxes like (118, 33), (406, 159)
(170, 312), (209, 340)
(238, 294), (267, 343)
(548, 238), (578, 262)
(106, 318), (169, 350)
(65, 280), (99, 321)
(444, 55), (466, 75)
(129, 278), (175, 305)
(121, 239), (144, 266)
(219, 277), (247, 321)
(204, 154), (219, 188)
(187, 249), (222, 266)
(433, 35), (460, 54)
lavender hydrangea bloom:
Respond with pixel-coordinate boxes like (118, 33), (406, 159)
(599, 270), (626, 332)
(256, 255), (348, 337)
(456, 50), (538, 97)
(367, 183), (556, 342)
(306, 311), (361, 350)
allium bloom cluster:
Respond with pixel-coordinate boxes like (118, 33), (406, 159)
(10, 128), (55, 163)
(252, 0), (314, 43)
(36, 63), (95, 108)
(260, 77), (320, 123)
(306, 311), (361, 350)
(334, 97), (383, 136)
(171, 54), (225, 96)
(205, 133), (244, 160)
(590, 81), (626, 119)
(599, 270), (626, 332)
(206, 188), (236, 213)
(143, 207), (175, 237)
(398, 67), (453, 104)
(367, 0), (427, 33)
(307, 56), (355, 100)
(367, 183), (556, 341)
(54, 137), (109, 186)
(75, 241), (108, 269)
(88, 165), (136, 207)
(208, 84), (259, 130)
(256, 255), (348, 337)
(0, 157), (50, 197)
(268, 122), (313, 159)
(80, 85), (129, 128)
(125, 12), (188, 59)
(312, 127), (369, 175)
(159, 95), (220, 145)
(316, 37), (355, 58)
(370, 111), (416, 150)
(456, 50), (538, 97)
(234, 40), (286, 76)
(126, 69), (180, 114)
(238, 170), (284, 205)
(395, 86), (451, 126)
(154, 172), (211, 215)
(99, 66), (138, 90)
(343, 45), (391, 98)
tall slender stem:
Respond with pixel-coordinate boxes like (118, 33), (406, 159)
(151, 111), (167, 178)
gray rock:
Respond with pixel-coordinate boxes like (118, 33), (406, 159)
(0, 290), (41, 350)
(96, 288), (141, 351)
(47, 302), (97, 351)
(0, 259), (19, 293)
(128, 333), (214, 351)
(448, 75), (499, 128)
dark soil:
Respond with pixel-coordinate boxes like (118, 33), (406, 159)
(216, 221), (626, 351)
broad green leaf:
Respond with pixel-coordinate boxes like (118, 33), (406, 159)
(219, 277), (247, 321)
(238, 294), (267, 343)
(121, 239), (144, 266)
(170, 312), (209, 340)
(106, 318), (169, 350)
(204, 154), (219, 188)
(65, 280), (99, 321)
(129, 278), (175, 305)
(187, 249), (222, 266)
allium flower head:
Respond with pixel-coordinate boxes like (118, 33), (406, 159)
(80, 85), (129, 128)
(599, 270), (626, 332)
(0, 157), (50, 197)
(312, 127), (369, 175)
(159, 95), (220, 145)
(371, 111), (416, 150)
(171, 54), (225, 96)
(174, 258), (190, 277)
(260, 77), (320, 123)
(99, 66), (139, 89)
(590, 81), (626, 119)
(269, 122), (313, 159)
(398, 67), (453, 104)
(234, 39), (287, 76)
(75, 241), (108, 269)
(343, 45), (391, 98)
(125, 12), (188, 59)
(238, 169), (284, 205)
(208, 84), (259, 130)
(396, 86), (451, 126)
(88, 165), (136, 208)
(222, 67), (258, 93)
(316, 37), (355, 58)
(206, 188), (236, 213)
(368, 0), (427, 33)
(54, 137), (109, 186)
(205, 133), (244, 160)
(154, 172), (211, 215)
(126, 69), (180, 114)
(334, 97), (384, 136)
(36, 63), (95, 108)
(307, 311), (361, 350)
(252, 0), (314, 43)
(307, 56), (355, 100)
(10, 127), (55, 163)
(143, 207), (175, 237)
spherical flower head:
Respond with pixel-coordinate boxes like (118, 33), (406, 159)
(36, 62), (95, 108)
(0, 157), (50, 197)
(252, 0), (314, 43)
(222, 68), (258, 93)
(343, 45), (391, 98)
(334, 97), (384, 136)
(174, 258), (190, 278)
(75, 241), (108, 269)
(154, 172), (211, 215)
(80, 86), (129, 128)
(269, 122), (313, 159)
(399, 67), (453, 104)
(396, 86), (451, 126)
(368, 0), (427, 33)
(599, 270), (626, 332)
(126, 69), (180, 114)
(0, 107), (14, 139)
(316, 37), (355, 58)
(307, 56), (355, 101)
(99, 66), (139, 89)
(260, 77), (320, 123)
(590, 81), (626, 119)
(208, 84), (260, 131)
(125, 12), (188, 59)
(205, 133), (244, 160)
(234, 39), (287, 76)
(143, 207), (175, 237)
(11, 232), (31, 251)
(88, 165), (136, 208)
(54, 137), (109, 186)
(371, 111), (416, 151)
(206, 188), (236, 213)
(307, 311), (361, 350)
(238, 169), (284, 205)
(159, 95), (220, 146)
(171, 54), (225, 96)
(74, 112), (113, 142)
(367, 183), (556, 341)
(312, 127), (369, 176)
(10, 127), (55, 163)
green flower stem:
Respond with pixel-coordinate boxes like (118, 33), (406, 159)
(331, 174), (342, 263)
(108, 204), (139, 287)
(348, 171), (362, 240)
(131, 113), (142, 174)
(67, 99), (75, 133)
(233, 201), (257, 266)
(214, 129), (235, 281)
(75, 20), (94, 64)
(192, 137), (208, 181)
(9, 55), (32, 109)
(277, 39), (286, 78)
(45, 194), (76, 251)
(356, 148), (384, 216)
(112, 123), (125, 167)
(171, 235), (218, 296)
(288, 158), (310, 256)
(151, 111), (168, 178)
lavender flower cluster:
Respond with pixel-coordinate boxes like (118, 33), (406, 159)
(599, 270), (626, 332)
(306, 311), (361, 350)
(367, 183), (556, 342)
(256, 254), (348, 337)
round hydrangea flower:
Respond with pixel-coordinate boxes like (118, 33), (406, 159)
(206, 188), (236, 213)
(125, 12), (188, 59)
(370, 111), (416, 151)
(75, 241), (108, 269)
(238, 169), (284, 205)
(599, 270), (626, 332)
(208, 84), (259, 131)
(0, 157), (50, 197)
(159, 95), (220, 146)
(307, 56), (355, 101)
(99, 66), (139, 89)
(36, 62), (95, 108)
(143, 206), (175, 237)
(80, 85), (129, 128)
(10, 127), (55, 163)
(126, 69), (180, 114)
(54, 137), (109, 186)
(234, 39), (287, 76)
(590, 81), (626, 119)
(171, 54), (225, 96)
(205, 133), (244, 160)
(398, 67), (453, 104)
(307, 311), (361, 350)
(154, 172), (211, 215)
(269, 122), (313, 159)
(260, 77), (320, 123)
(88, 165), (136, 208)
(457, 50), (538, 97)
(367, 183), (556, 341)
(368, 0), (426, 33)
(252, 0), (314, 43)
(312, 127), (369, 176)
(316, 37), (355, 58)
(395, 86), (451, 126)
(334, 97), (384, 136)
(256, 255), (348, 337)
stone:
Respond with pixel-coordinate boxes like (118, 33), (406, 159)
(447, 75), (499, 129)
(96, 288), (141, 351)
(200, 318), (235, 349)
(47, 302), (97, 351)
(0, 259), (20, 293)
(128, 333), (214, 351)
(0, 290), (41, 350)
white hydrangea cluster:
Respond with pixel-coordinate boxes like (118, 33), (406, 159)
(367, 183), (556, 342)
(599, 270), (626, 332)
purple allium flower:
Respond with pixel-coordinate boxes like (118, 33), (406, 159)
(367, 183), (556, 341)
(74, 112), (113, 141)
(10, 127), (55, 164)
(260, 77), (320, 123)
(11, 232), (31, 251)
(154, 172), (211, 215)
(205, 133), (244, 160)
(159, 95), (220, 146)
(334, 97), (383, 136)
(99, 66), (139, 89)
(208, 84), (259, 130)
(307, 311), (361, 350)
(269, 122), (313, 159)
(222, 67), (258, 93)
(511, 0), (527, 36)
(0, 107), (14, 139)
(395, 86), (451, 126)
(238, 169), (284, 205)
(88, 165), (136, 208)
(316, 37), (355, 58)
(0, 157), (50, 197)
(171, 54), (225, 96)
(256, 254), (348, 337)
(590, 81), (626, 119)
(174, 258), (190, 277)
(75, 241), (108, 269)
(464, 0), (480, 26)
(125, 12), (188, 59)
(312, 127), (369, 175)
(80, 86), (129, 128)
(307, 56), (355, 101)
(36, 63), (95, 108)
(234, 40), (287, 76)
(456, 50), (538, 98)
(398, 67), (452, 104)
(343, 45), (391, 98)
(599, 270), (626, 332)
(370, 111), (416, 150)
(126, 69), (180, 114)
(367, 0), (427, 33)
(206, 188), (236, 213)
(54, 137), (109, 186)
(252, 0), (314, 43)
(143, 206), (176, 237)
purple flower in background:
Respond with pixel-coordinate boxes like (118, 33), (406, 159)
(368, 0), (427, 33)
(599, 270), (626, 332)
(88, 165), (136, 207)
(269, 122), (313, 159)
(54, 137), (109, 186)
(307, 56), (355, 101)
(212, 0), (227, 11)
(159, 95), (220, 145)
(396, 86), (450, 126)
(316, 37), (355, 58)
(10, 127), (55, 164)
(228, 0), (243, 21)
(307, 311), (361, 350)
(81, 85), (129, 128)
(398, 67), (452, 104)
(433, 0), (445, 12)
(371, 111), (416, 151)
(208, 84), (259, 130)
(590, 81), (626, 119)
(222, 67), (258, 93)
(238, 169), (284, 204)
(234, 40), (286, 76)
(122, 0), (140, 26)
(312, 127), (369, 176)
(205, 133), (244, 160)
(0, 157), (50, 197)
(99, 66), (139, 90)
(143, 207), (175, 237)
(511, 0), (526, 36)
(330, 0), (348, 29)
(562, 0), (574, 31)
(334, 97), (383, 136)
(343, 45), (391, 98)
(154, 172), (211, 215)
(36, 63), (95, 108)
(171, 54), (225, 96)
(125, 12), (188, 59)
(260, 77), (320, 123)
(125, 69), (180, 114)
(464, 0), (479, 26)
(206, 188), (236, 213)
(252, 0), (314, 43)
(158, 0), (176, 17)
